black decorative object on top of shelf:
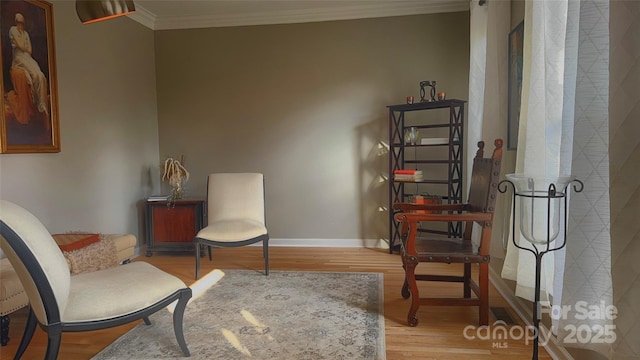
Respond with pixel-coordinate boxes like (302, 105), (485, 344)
(387, 99), (465, 253)
(419, 80), (437, 102)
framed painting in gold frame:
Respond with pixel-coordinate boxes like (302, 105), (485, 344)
(0, 0), (59, 154)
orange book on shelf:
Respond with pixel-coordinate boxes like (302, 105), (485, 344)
(394, 169), (418, 175)
(412, 194), (441, 214)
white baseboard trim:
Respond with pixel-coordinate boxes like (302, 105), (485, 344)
(265, 238), (386, 248)
(489, 266), (574, 360)
(134, 238), (387, 258)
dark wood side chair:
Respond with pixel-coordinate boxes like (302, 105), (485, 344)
(393, 139), (503, 326)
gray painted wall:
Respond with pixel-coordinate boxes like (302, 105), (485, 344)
(154, 13), (470, 244)
(0, 1), (160, 244)
(0, 7), (470, 249)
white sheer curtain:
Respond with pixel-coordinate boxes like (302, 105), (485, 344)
(466, 0), (510, 257)
(466, 0), (509, 187)
(500, 0), (613, 357)
(466, 0), (488, 166)
(501, 0), (571, 306)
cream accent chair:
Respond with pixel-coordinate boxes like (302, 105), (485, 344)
(1, 234), (136, 347)
(194, 173), (269, 279)
(0, 254), (28, 346)
(0, 201), (192, 360)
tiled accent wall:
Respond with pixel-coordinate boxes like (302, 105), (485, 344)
(609, 1), (640, 359)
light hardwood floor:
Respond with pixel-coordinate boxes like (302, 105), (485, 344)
(1, 247), (551, 359)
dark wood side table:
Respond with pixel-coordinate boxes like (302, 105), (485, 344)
(144, 198), (205, 256)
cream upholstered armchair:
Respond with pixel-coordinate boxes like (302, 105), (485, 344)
(0, 201), (192, 360)
(194, 173), (269, 279)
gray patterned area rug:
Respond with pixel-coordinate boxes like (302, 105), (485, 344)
(92, 270), (385, 360)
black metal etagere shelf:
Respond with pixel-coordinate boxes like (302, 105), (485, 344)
(387, 99), (465, 253)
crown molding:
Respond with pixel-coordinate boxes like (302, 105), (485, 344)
(127, 4), (156, 29)
(128, 1), (469, 30)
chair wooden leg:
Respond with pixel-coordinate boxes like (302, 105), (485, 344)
(479, 262), (489, 326)
(405, 258), (420, 327)
(263, 239), (269, 276)
(195, 240), (201, 280)
(14, 307), (37, 360)
(400, 255), (410, 299)
(464, 263), (471, 298)
(172, 290), (191, 356)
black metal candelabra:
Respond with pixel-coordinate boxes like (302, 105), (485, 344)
(419, 80), (436, 102)
(498, 174), (583, 360)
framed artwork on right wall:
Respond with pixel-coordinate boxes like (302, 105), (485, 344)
(507, 20), (524, 150)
